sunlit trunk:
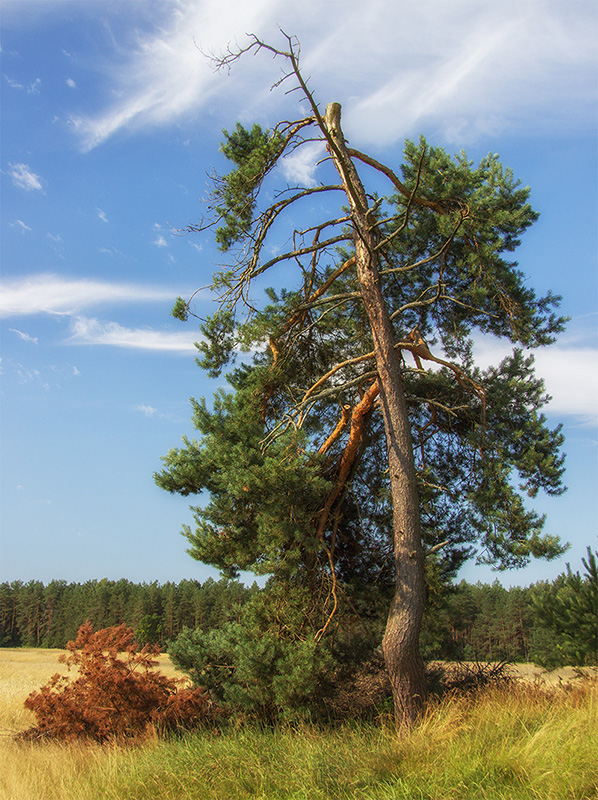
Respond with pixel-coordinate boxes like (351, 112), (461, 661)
(324, 103), (427, 728)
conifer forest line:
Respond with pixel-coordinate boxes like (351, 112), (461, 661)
(2, 564), (595, 670)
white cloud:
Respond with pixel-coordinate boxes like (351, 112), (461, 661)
(8, 163), (43, 191)
(4, 75), (41, 93)
(66, 0), (596, 151)
(0, 274), (183, 318)
(153, 234), (167, 247)
(280, 142), (325, 187)
(66, 78), (76, 88)
(9, 328), (38, 344)
(69, 0), (280, 151)
(135, 404), (159, 417)
(68, 317), (197, 352)
(10, 219), (32, 233)
(96, 208), (108, 223)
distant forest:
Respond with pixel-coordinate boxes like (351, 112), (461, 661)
(2, 568), (595, 669)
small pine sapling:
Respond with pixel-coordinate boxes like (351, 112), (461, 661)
(21, 621), (223, 742)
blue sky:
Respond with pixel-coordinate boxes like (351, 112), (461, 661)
(1, 0), (596, 588)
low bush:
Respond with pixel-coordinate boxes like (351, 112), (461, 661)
(426, 659), (514, 697)
(20, 622), (224, 742)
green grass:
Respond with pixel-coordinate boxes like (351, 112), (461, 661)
(80, 681), (597, 800)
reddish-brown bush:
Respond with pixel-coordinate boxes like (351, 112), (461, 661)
(20, 621), (223, 742)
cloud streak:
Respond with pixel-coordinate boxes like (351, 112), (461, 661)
(0, 274), (181, 318)
(9, 328), (39, 345)
(0, 275), (204, 354)
(66, 0), (596, 150)
(8, 163), (43, 191)
(68, 317), (197, 352)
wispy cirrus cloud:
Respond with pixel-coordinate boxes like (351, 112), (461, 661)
(9, 328), (38, 344)
(134, 404), (159, 417)
(0, 274), (183, 318)
(9, 219), (32, 233)
(65, 0), (596, 151)
(69, 0), (277, 151)
(8, 162), (43, 191)
(4, 75), (41, 94)
(68, 317), (197, 352)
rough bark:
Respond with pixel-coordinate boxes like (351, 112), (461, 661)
(324, 102), (427, 728)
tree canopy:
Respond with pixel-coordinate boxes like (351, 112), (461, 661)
(157, 33), (567, 727)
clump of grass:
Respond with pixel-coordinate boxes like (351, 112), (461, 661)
(0, 740), (108, 800)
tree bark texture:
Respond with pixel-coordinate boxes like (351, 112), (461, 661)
(324, 103), (427, 727)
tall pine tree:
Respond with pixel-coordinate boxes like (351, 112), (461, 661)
(157, 34), (567, 728)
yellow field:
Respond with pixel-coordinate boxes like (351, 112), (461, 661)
(0, 648), (185, 800)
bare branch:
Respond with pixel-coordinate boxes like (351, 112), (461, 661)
(347, 147), (449, 214)
(425, 540), (449, 557)
(252, 233), (352, 277)
(302, 351), (376, 404)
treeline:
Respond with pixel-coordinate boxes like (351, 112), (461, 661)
(1, 563), (596, 669)
(0, 578), (257, 650)
(422, 549), (597, 668)
(422, 581), (560, 667)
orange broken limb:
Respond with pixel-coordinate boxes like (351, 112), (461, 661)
(316, 379), (379, 542)
(319, 404), (352, 456)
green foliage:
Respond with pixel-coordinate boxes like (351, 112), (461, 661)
(156, 365), (332, 580)
(171, 296), (189, 321)
(213, 123), (285, 251)
(195, 308), (237, 377)
(136, 613), (163, 647)
(530, 547), (598, 667)
(393, 140), (563, 345)
(0, 577), (255, 649)
(168, 583), (339, 723)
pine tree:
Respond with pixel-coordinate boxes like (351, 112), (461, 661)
(530, 548), (598, 666)
(157, 34), (567, 728)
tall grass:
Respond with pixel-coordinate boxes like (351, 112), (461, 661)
(80, 682), (597, 800)
(1, 648), (596, 800)
(0, 648), (181, 800)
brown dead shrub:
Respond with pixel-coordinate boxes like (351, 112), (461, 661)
(19, 622), (224, 742)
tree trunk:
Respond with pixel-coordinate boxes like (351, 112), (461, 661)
(324, 103), (427, 728)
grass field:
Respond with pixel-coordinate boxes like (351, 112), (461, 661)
(1, 648), (596, 800)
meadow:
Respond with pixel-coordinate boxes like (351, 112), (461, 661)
(0, 648), (596, 800)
